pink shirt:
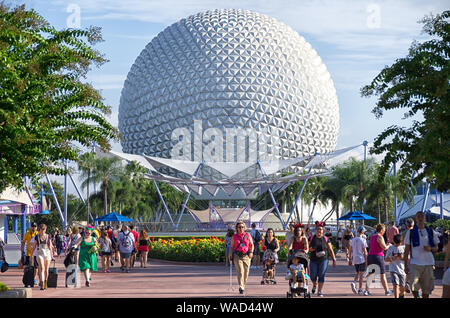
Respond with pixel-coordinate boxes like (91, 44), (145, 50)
(387, 226), (399, 243)
(233, 233), (251, 254)
(369, 234), (385, 256)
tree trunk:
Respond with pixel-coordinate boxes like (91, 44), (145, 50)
(87, 170), (91, 224)
(377, 198), (381, 224)
(384, 198), (388, 224)
(104, 181), (108, 216)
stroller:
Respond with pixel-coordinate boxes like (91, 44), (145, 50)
(286, 250), (311, 298)
(261, 250), (278, 285)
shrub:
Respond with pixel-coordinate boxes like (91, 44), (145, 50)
(0, 282), (9, 292)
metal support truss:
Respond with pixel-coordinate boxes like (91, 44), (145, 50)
(173, 161), (203, 231)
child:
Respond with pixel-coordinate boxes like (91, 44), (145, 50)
(264, 256), (275, 283)
(385, 234), (406, 298)
(289, 255), (306, 289)
(349, 226), (368, 295)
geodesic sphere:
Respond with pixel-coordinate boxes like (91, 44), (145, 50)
(119, 9), (339, 161)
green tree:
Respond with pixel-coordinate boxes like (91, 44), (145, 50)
(361, 10), (450, 192)
(78, 152), (96, 223)
(0, 3), (118, 193)
(91, 156), (123, 215)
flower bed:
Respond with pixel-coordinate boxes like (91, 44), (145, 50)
(149, 236), (227, 262)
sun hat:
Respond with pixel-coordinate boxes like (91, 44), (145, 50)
(358, 226), (367, 233)
(85, 225), (94, 231)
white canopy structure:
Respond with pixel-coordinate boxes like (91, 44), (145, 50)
(397, 193), (450, 221)
(105, 144), (364, 230)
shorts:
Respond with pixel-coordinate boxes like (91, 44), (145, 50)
(101, 252), (111, 256)
(443, 268), (450, 286)
(390, 272), (406, 287)
(354, 263), (366, 273)
(368, 254), (386, 274)
(409, 264), (434, 294)
(120, 252), (131, 259)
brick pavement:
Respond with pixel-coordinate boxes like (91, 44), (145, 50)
(0, 252), (443, 298)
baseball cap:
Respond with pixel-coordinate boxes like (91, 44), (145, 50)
(358, 226), (366, 233)
(31, 222), (38, 227)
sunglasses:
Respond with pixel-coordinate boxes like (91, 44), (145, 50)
(237, 226), (245, 228)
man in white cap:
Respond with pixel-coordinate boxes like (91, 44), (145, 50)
(349, 226), (368, 295)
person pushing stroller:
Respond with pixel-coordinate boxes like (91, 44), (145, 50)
(261, 228), (280, 285)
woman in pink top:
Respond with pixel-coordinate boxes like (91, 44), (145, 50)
(365, 224), (392, 296)
(229, 221), (254, 294)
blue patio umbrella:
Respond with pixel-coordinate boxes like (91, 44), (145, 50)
(338, 211), (376, 221)
(94, 212), (135, 222)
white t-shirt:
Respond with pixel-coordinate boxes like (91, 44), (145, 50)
(350, 236), (367, 265)
(385, 245), (406, 275)
(404, 228), (440, 266)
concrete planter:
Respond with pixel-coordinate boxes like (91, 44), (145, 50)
(0, 288), (32, 298)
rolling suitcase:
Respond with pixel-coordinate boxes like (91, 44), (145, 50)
(22, 265), (35, 287)
(47, 260), (58, 288)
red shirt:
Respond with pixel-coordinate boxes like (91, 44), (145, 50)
(131, 231), (139, 248)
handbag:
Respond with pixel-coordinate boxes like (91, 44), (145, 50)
(1, 260), (8, 273)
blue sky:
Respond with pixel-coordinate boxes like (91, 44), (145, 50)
(19, 0), (448, 193)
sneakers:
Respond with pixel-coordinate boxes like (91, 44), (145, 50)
(351, 282), (357, 294)
(317, 291), (324, 297)
(385, 290), (393, 296)
(239, 288), (244, 295)
(363, 290), (371, 296)
(311, 286), (316, 294)
(358, 289), (364, 296)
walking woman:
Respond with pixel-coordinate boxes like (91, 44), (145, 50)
(262, 228), (280, 265)
(66, 226), (81, 265)
(73, 225), (98, 287)
(137, 229), (151, 268)
(341, 225), (354, 261)
(261, 228), (280, 284)
(229, 221), (254, 294)
(99, 230), (112, 273)
(365, 224), (393, 296)
(309, 222), (336, 297)
(30, 224), (55, 290)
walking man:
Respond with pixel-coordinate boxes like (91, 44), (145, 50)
(250, 223), (262, 269)
(349, 226), (368, 295)
(404, 211), (440, 298)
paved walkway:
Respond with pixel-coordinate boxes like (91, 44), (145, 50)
(0, 252), (444, 298)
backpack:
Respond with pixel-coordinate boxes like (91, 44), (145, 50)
(120, 232), (132, 249)
(252, 230), (262, 244)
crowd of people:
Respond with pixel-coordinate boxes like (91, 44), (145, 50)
(5, 210), (448, 298)
(226, 211), (449, 298)
(18, 223), (152, 289)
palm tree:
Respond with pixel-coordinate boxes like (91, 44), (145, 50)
(302, 176), (328, 225)
(91, 156), (123, 215)
(320, 176), (347, 225)
(78, 152), (96, 223)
